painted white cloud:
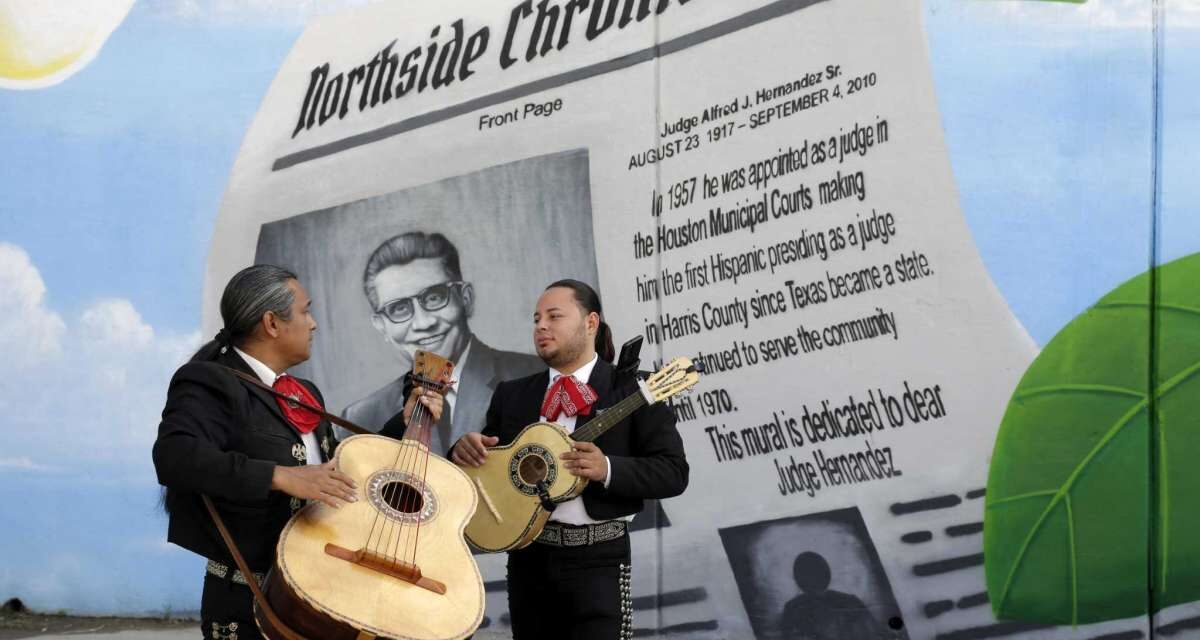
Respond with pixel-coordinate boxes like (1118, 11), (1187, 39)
(0, 244), (200, 477)
(0, 243), (66, 366)
(156, 0), (384, 25)
(164, 0), (1200, 29)
(0, 248), (207, 615)
(958, 0), (1198, 30)
(0, 456), (60, 473)
(81, 299), (156, 351)
(997, 0), (1148, 29)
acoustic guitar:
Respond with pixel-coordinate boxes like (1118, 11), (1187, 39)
(255, 351), (484, 640)
(460, 357), (700, 553)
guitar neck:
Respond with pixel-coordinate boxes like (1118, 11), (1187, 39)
(403, 406), (435, 448)
(569, 390), (649, 443)
(404, 351), (453, 448)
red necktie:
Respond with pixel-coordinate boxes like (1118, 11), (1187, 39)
(541, 375), (599, 422)
(273, 374), (322, 434)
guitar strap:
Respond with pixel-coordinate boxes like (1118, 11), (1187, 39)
(221, 366), (373, 436)
(201, 494), (308, 640)
(198, 368), (376, 640)
(535, 480), (558, 513)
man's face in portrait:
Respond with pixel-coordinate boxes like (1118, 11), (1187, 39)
(370, 258), (474, 362)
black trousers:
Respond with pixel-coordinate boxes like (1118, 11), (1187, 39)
(506, 534), (633, 640)
(200, 574), (264, 640)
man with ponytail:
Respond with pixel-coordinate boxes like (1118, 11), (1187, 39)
(153, 265), (442, 640)
(452, 279), (688, 640)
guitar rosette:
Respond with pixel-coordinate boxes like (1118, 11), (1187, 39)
(508, 444), (559, 495)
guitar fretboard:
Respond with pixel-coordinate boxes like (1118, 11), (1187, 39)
(570, 391), (648, 443)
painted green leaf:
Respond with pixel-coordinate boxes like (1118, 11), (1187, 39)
(984, 251), (1200, 625)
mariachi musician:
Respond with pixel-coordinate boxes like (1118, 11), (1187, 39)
(452, 279), (689, 640)
(153, 265), (442, 640)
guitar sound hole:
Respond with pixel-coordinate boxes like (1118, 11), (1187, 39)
(518, 455), (549, 485)
(380, 481), (424, 514)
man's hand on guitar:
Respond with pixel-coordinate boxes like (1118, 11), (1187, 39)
(271, 461), (358, 508)
(451, 432), (499, 467)
(403, 385), (445, 425)
(561, 441), (608, 481)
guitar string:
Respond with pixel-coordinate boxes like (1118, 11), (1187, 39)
(391, 394), (428, 568)
(384, 401), (419, 568)
(572, 369), (685, 441)
(397, 391), (429, 567)
(401, 370), (449, 567)
(364, 379), (428, 566)
(571, 393), (645, 442)
(411, 368), (451, 565)
(401, 372), (444, 566)
(410, 419), (434, 567)
(572, 374), (660, 441)
(406, 366), (678, 556)
(572, 394), (636, 441)
(374, 366), (680, 565)
(363, 375), (428, 562)
(377, 399), (416, 568)
(392, 371), (446, 568)
(363, 424), (404, 560)
(354, 364), (453, 570)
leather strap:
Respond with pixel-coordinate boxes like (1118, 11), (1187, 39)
(199, 366), (366, 640)
(535, 480), (558, 513)
(201, 494), (308, 640)
(222, 366), (373, 436)
(199, 369), (380, 638)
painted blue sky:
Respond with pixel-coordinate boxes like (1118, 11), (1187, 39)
(0, 0), (1196, 615)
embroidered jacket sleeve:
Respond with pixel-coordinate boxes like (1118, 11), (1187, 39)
(602, 386), (689, 501)
(152, 362), (276, 502)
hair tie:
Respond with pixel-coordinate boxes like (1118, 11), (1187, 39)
(215, 327), (232, 353)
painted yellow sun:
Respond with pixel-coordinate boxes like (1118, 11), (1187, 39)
(0, 0), (135, 89)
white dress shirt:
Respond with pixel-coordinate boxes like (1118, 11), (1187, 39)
(542, 354), (617, 525)
(235, 347), (323, 466)
(444, 340), (472, 425)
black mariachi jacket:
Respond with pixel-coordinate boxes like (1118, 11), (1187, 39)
(479, 358), (689, 521)
(152, 350), (335, 572)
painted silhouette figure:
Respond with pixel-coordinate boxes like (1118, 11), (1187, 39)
(781, 551), (886, 640)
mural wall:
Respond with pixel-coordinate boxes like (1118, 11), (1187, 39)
(2, 1), (1197, 638)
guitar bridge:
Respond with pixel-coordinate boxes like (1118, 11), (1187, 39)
(324, 544), (447, 595)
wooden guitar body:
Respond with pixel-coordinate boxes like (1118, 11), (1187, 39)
(256, 434), (484, 640)
(459, 421), (586, 552)
(458, 357), (700, 554)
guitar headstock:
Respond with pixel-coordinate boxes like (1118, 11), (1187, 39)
(412, 350), (455, 393)
(645, 357), (701, 403)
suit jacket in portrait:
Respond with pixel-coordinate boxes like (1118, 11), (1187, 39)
(152, 349), (335, 572)
(475, 358), (689, 521)
(342, 337), (542, 454)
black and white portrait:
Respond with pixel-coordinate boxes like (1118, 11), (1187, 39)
(255, 148), (597, 454)
(719, 508), (909, 640)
